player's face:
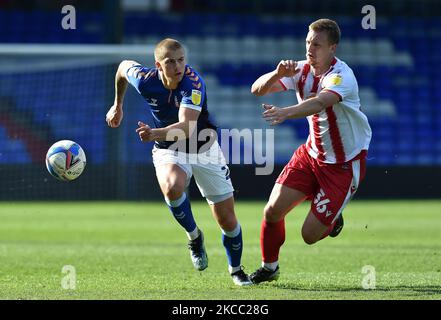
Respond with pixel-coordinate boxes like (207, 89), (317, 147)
(305, 30), (336, 66)
(157, 48), (186, 82)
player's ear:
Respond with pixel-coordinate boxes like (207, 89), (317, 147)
(155, 61), (162, 70)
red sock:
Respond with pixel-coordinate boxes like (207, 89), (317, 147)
(261, 219), (285, 263)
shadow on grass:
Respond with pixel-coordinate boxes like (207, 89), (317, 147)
(270, 283), (441, 296)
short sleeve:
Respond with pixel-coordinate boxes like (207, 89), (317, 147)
(180, 76), (205, 112)
(321, 70), (355, 102)
(125, 64), (152, 94)
(279, 76), (296, 91)
(279, 61), (305, 91)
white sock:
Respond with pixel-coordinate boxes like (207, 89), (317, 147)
(229, 265), (241, 274)
(186, 226), (200, 240)
(262, 261), (278, 271)
(165, 193), (187, 207)
(221, 223), (241, 238)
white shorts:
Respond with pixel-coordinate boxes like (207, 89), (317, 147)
(152, 141), (234, 200)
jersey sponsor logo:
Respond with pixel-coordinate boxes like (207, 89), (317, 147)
(324, 74), (342, 87)
(314, 188), (332, 217)
(191, 89), (202, 105)
(174, 96), (179, 108)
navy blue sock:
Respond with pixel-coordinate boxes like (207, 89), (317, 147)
(222, 223), (243, 273)
(165, 193), (197, 234)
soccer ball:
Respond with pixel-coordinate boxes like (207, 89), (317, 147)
(45, 140), (86, 181)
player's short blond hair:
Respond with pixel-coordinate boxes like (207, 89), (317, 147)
(309, 19), (341, 45)
(154, 38), (184, 61)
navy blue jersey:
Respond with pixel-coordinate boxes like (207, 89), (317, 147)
(126, 64), (216, 151)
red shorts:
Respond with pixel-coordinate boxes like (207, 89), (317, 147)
(276, 144), (367, 226)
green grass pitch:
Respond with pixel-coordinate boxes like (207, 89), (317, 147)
(0, 200), (440, 300)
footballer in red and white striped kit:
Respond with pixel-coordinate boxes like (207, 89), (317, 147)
(249, 19), (372, 284)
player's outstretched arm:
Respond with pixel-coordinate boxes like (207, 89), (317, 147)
(262, 91), (339, 125)
(251, 60), (300, 96)
(106, 60), (139, 128)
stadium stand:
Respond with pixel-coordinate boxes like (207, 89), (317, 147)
(1, 3), (440, 165)
(0, 0), (440, 199)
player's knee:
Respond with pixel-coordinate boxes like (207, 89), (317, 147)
(161, 181), (185, 200)
(263, 204), (283, 222)
(301, 229), (318, 245)
(217, 214), (237, 231)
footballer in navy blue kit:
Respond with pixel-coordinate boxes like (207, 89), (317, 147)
(105, 38), (252, 286)
(126, 63), (216, 152)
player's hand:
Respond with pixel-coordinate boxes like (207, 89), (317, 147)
(262, 104), (288, 125)
(275, 60), (300, 78)
(106, 104), (123, 128)
(136, 121), (153, 142)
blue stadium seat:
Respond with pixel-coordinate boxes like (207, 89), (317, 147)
(0, 128), (31, 163)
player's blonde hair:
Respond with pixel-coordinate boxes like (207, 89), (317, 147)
(309, 19), (341, 45)
(154, 38), (184, 61)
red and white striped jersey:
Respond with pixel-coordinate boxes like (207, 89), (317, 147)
(279, 57), (372, 164)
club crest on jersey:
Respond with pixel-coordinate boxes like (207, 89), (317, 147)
(324, 74), (342, 87)
(191, 90), (201, 105)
